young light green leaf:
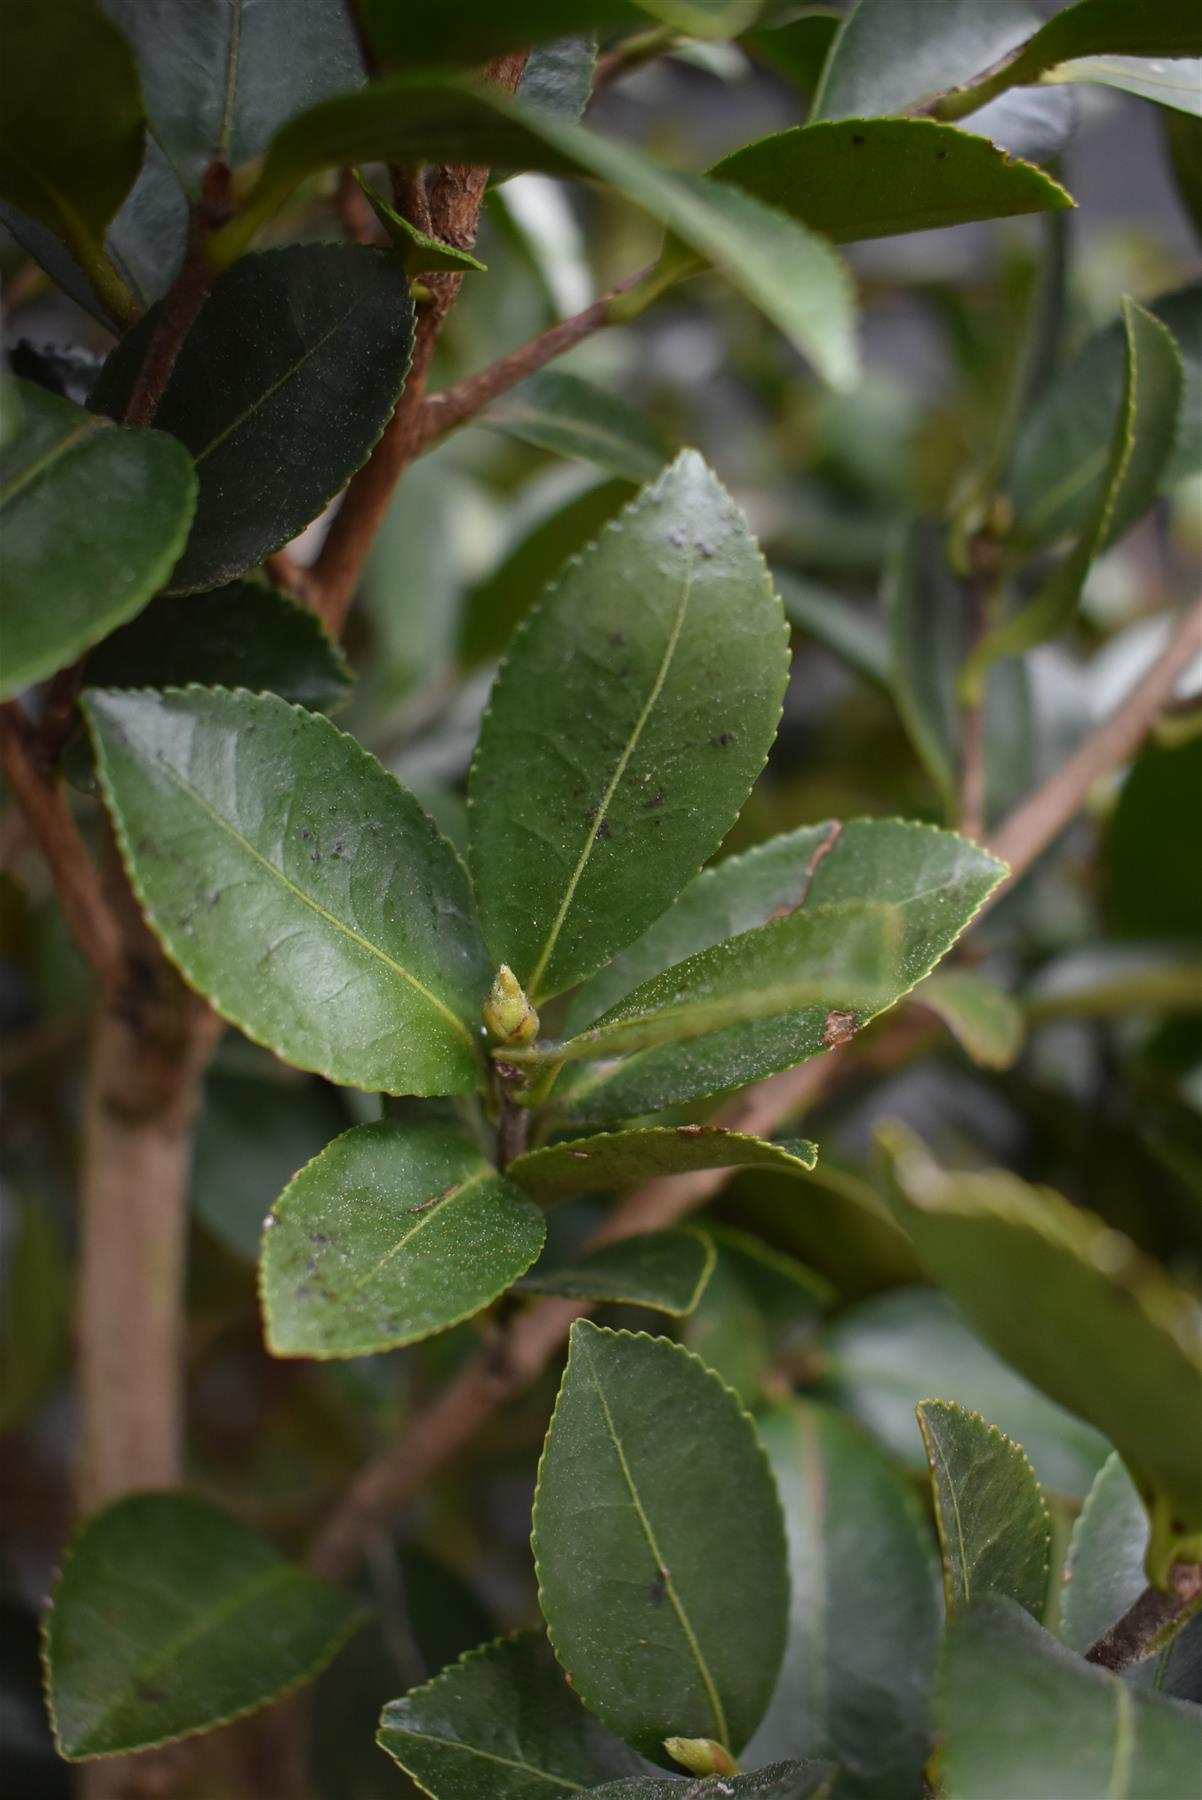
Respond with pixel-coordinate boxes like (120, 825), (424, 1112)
(916, 1399), (1051, 1620)
(937, 1597), (1202, 1799)
(0, 382), (196, 698)
(85, 582), (351, 711)
(1046, 54), (1202, 116)
(469, 451), (790, 1003)
(811, 0), (1035, 122)
(261, 1119), (545, 1358)
(0, 0), (145, 312)
(967, 299), (1182, 684)
(590, 1765), (836, 1800)
(745, 1400), (941, 1797)
(532, 1322), (789, 1762)
(103, 0), (363, 195)
(710, 118), (1074, 244)
(507, 1128), (818, 1205)
(820, 1287), (1110, 1504)
(377, 1631), (652, 1796)
(356, 172), (489, 273)
(878, 1124), (1202, 1582)
(557, 819), (1006, 1124)
(518, 1228), (715, 1315)
(84, 688), (490, 1096)
(681, 1230), (832, 1407)
(90, 245), (415, 594)
(914, 970), (1026, 1070)
(480, 370), (670, 483)
(44, 1493), (364, 1759)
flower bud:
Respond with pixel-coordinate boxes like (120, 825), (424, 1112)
(482, 965), (539, 1046)
(663, 1737), (739, 1777)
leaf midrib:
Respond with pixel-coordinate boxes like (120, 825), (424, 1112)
(383, 1725), (586, 1790)
(191, 306), (364, 465)
(0, 413), (109, 509)
(127, 738), (474, 1048)
(335, 1166), (492, 1302)
(582, 1340), (731, 1751)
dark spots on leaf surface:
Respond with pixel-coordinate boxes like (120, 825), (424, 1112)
(596, 817), (612, 840)
(936, 149), (948, 161)
(136, 1686), (165, 1705)
(1173, 1517), (1187, 1535)
(311, 850), (320, 863)
(609, 630), (625, 647)
(308, 1232), (330, 1245)
(650, 1570), (668, 1604)
(711, 732), (734, 749)
(331, 839), (344, 857)
(852, 134), (865, 145)
(643, 788), (667, 809)
(295, 1284), (310, 1300)
(301, 828), (312, 840)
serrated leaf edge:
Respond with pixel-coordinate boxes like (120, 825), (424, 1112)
(517, 1226), (718, 1317)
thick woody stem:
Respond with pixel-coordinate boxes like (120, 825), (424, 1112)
(1085, 1562), (1202, 1673)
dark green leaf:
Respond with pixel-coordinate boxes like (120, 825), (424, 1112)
(710, 119), (1074, 245)
(878, 1125), (1202, 1580)
(557, 819), (1005, 1124)
(357, 173), (489, 274)
(44, 1493), (364, 1758)
(85, 583), (351, 711)
(1109, 735), (1202, 940)
(936, 1597), (1202, 1799)
(90, 245), (415, 594)
(84, 688), (490, 1096)
(262, 1119), (545, 1358)
(469, 452), (790, 1003)
(590, 1764), (835, 1799)
(916, 1399), (1050, 1619)
(819, 1287), (1110, 1502)
(103, 0), (364, 195)
(724, 1160), (922, 1300)
(378, 1632), (652, 1797)
(0, 0), (144, 309)
(681, 1229), (832, 1406)
(747, 1400), (940, 1799)
(811, 0), (1035, 122)
(0, 382), (196, 698)
(0, 1197), (68, 1431)
(356, 1), (642, 72)
(744, 10), (841, 102)
(532, 1322), (789, 1762)
(1047, 53), (1202, 115)
(1165, 112), (1202, 244)
(481, 370), (670, 483)
(508, 1128), (817, 1204)
(518, 1228), (715, 1314)
(914, 970), (1026, 1070)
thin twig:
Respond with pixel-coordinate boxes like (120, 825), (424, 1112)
(121, 164), (230, 429)
(1085, 1562), (1202, 1672)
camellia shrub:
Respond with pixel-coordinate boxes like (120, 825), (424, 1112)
(2, 2), (1201, 1797)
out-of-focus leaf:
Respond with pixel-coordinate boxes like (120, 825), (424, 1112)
(936, 1597), (1202, 1798)
(517, 36), (598, 124)
(681, 1229), (832, 1406)
(0, 1198), (68, 1430)
(1109, 736), (1202, 940)
(357, 174), (488, 274)
(469, 452), (789, 1003)
(85, 584), (351, 712)
(507, 1127), (817, 1204)
(590, 1765), (835, 1799)
(1165, 111), (1202, 244)
(44, 1494), (364, 1758)
(103, 0), (364, 195)
(84, 688), (490, 1096)
(743, 9), (841, 102)
(917, 1400), (1050, 1619)
(1024, 946), (1202, 1024)
(518, 1228), (715, 1314)
(819, 1287), (1111, 1502)
(480, 370), (670, 482)
(532, 1322), (789, 1762)
(746, 1400), (941, 1798)
(90, 245), (415, 594)
(0, 382), (196, 699)
(723, 1162), (922, 1300)
(914, 970), (1026, 1070)
(356, 1), (644, 72)
(261, 1120), (545, 1358)
(811, 0), (1035, 123)
(879, 1124), (1202, 1579)
(776, 570), (890, 688)
(1046, 53), (1202, 115)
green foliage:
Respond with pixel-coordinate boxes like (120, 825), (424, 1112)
(507, 1127), (818, 1203)
(916, 1400), (1051, 1619)
(518, 1228), (716, 1314)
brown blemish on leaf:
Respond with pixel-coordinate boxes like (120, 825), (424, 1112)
(822, 1010), (858, 1048)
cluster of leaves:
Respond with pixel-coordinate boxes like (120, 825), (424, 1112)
(2, 1), (1201, 1797)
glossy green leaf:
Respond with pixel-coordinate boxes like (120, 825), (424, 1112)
(261, 1119), (545, 1358)
(518, 1228), (715, 1314)
(777, 570), (890, 688)
(558, 819), (1005, 1124)
(84, 688), (490, 1096)
(508, 1128), (818, 1205)
(1062, 1454), (1202, 1697)
(103, 0), (364, 193)
(480, 371), (670, 483)
(879, 1125), (1202, 1579)
(85, 583), (351, 711)
(44, 1493), (364, 1758)
(811, 0), (1035, 122)
(936, 1597), (1202, 1799)
(819, 1287), (1110, 1502)
(590, 1765), (835, 1799)
(969, 299), (1182, 681)
(710, 119), (1074, 244)
(0, 0), (144, 306)
(681, 1229), (832, 1407)
(469, 452), (790, 1003)
(90, 245), (415, 594)
(211, 77), (859, 389)
(917, 1399), (1051, 1620)
(0, 382), (196, 698)
(357, 173), (488, 274)
(532, 1322), (789, 1762)
(1047, 53), (1202, 116)
(915, 970), (1026, 1070)
(746, 1400), (941, 1798)
(377, 1631), (651, 1796)
(356, 1), (643, 72)
(933, 0), (1202, 123)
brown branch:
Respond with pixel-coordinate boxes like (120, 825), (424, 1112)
(0, 704), (122, 990)
(1085, 1561), (1202, 1673)
(121, 163), (230, 429)
(988, 595), (1202, 886)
